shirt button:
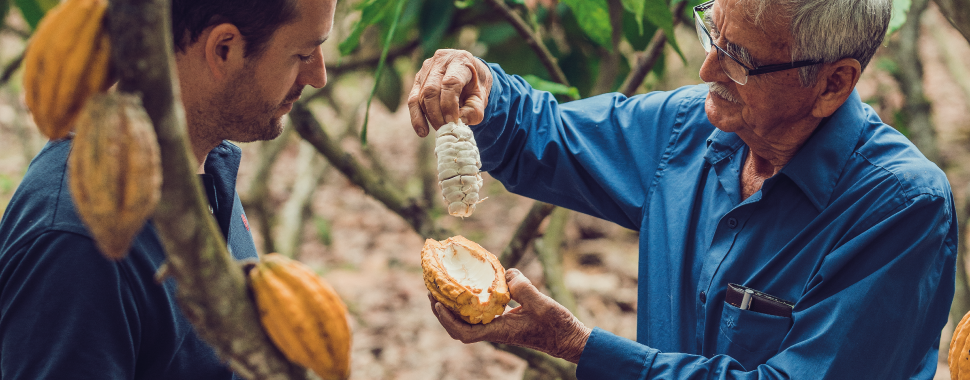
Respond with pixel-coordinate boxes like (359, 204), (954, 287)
(699, 291), (707, 303)
(727, 218), (738, 228)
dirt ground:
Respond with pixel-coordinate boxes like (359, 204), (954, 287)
(2, 5), (970, 379)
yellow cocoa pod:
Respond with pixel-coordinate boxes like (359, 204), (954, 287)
(68, 93), (161, 260)
(421, 236), (509, 324)
(951, 311), (970, 380)
(23, 0), (113, 140)
(248, 253), (352, 380)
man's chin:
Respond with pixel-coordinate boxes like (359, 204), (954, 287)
(705, 94), (740, 133)
(230, 118), (285, 143)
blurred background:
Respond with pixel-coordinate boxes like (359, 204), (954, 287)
(1, 0), (970, 378)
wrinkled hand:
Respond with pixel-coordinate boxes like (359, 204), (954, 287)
(407, 49), (492, 138)
(428, 268), (592, 364)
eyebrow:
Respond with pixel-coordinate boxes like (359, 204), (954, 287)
(305, 36), (329, 50)
(704, 12), (757, 67)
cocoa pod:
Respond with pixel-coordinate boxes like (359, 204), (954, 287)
(68, 93), (161, 261)
(951, 310), (970, 379)
(23, 0), (113, 140)
(248, 253), (352, 380)
(421, 236), (509, 324)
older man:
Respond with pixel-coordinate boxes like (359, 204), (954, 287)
(0, 0), (333, 378)
(410, 0), (956, 378)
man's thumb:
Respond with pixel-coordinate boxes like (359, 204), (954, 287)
(506, 268), (544, 305)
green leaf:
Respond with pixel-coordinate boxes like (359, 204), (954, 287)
(338, 0), (396, 56)
(887, 0), (911, 36)
(643, 0), (686, 63)
(360, 0), (407, 144)
(478, 23), (517, 45)
(375, 62), (403, 113)
(454, 0), (475, 9)
(560, 0), (613, 50)
(522, 74), (580, 99)
(419, 0), (455, 56)
(620, 0), (645, 35)
(622, 6), (658, 51)
(14, 0), (57, 30)
(313, 216), (333, 246)
(0, 1), (11, 33)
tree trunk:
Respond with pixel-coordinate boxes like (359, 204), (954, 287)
(106, 0), (307, 378)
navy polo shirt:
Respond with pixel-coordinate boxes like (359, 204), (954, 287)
(475, 63), (956, 379)
(0, 139), (257, 379)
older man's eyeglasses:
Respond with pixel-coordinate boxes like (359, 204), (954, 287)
(693, 0), (822, 85)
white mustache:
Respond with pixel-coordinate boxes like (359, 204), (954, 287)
(707, 82), (741, 104)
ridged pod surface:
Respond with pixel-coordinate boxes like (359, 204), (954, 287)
(952, 310), (970, 379)
(421, 236), (509, 324)
(23, 0), (113, 140)
(248, 253), (351, 380)
(435, 121), (484, 217)
(68, 93), (160, 260)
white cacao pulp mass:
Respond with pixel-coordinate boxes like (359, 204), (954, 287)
(435, 120), (484, 217)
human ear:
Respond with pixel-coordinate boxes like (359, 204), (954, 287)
(204, 23), (245, 81)
(811, 58), (861, 118)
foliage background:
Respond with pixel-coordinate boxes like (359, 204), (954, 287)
(0, 0), (969, 378)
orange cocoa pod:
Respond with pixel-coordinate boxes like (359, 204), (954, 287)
(951, 310), (970, 380)
(421, 235), (510, 324)
(23, 0), (113, 140)
(68, 93), (161, 260)
(248, 253), (352, 380)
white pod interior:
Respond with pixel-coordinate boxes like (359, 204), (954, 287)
(437, 243), (494, 303)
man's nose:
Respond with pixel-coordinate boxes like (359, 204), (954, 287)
(300, 48), (327, 89)
(698, 47), (726, 84)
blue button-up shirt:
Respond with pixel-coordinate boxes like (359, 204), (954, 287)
(0, 140), (257, 379)
(473, 64), (956, 379)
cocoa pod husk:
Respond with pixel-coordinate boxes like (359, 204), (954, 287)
(68, 92), (161, 260)
(248, 253), (352, 380)
(23, 0), (113, 140)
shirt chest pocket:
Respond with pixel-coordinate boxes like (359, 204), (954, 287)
(717, 302), (793, 370)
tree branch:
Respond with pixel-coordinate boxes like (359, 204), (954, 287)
(499, 201), (557, 269)
(328, 39), (420, 76)
(534, 207), (576, 313)
(107, 0), (307, 378)
(492, 343), (577, 380)
(619, 0), (689, 97)
(483, 0), (570, 87)
(290, 102), (448, 240)
(1, 50), (25, 86)
(243, 127), (294, 255)
(933, 0), (970, 45)
(889, 0), (939, 164)
(275, 142), (328, 258)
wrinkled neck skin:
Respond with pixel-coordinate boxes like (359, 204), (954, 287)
(736, 115), (821, 200)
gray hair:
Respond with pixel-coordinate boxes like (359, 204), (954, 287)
(745, 0), (892, 86)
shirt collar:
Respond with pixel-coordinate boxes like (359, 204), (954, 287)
(703, 90), (866, 211)
(202, 141), (243, 238)
(778, 90), (865, 211)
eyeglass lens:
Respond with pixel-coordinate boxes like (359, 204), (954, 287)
(694, 7), (749, 85)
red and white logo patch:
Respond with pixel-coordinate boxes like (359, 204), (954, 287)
(241, 214), (250, 231)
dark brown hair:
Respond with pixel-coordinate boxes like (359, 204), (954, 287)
(171, 0), (299, 58)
